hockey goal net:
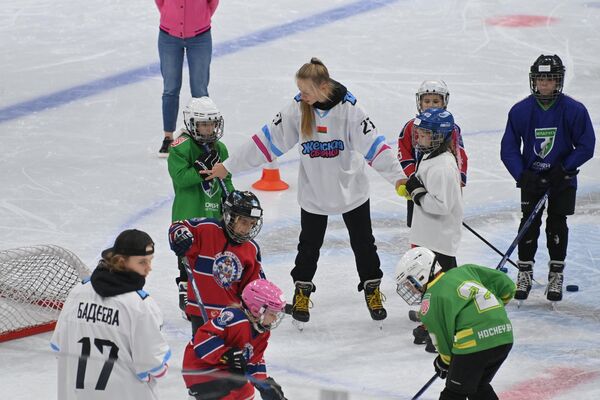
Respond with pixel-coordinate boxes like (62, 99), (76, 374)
(0, 245), (90, 342)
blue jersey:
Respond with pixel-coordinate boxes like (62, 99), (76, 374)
(500, 94), (595, 187)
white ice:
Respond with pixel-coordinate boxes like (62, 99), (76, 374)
(1, 0), (600, 399)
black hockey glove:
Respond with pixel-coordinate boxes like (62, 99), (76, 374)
(193, 149), (220, 174)
(517, 170), (549, 194)
(547, 165), (578, 190)
(405, 175), (427, 206)
(220, 347), (247, 374)
(255, 377), (287, 400)
(433, 356), (449, 379)
(169, 223), (194, 257)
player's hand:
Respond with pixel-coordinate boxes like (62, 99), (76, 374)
(433, 355), (449, 379)
(168, 223), (194, 257)
(405, 175), (427, 205)
(518, 170), (549, 193)
(255, 377), (287, 400)
(193, 149), (220, 173)
(199, 163), (229, 180)
(220, 347), (247, 373)
(396, 184), (412, 200)
(547, 165), (578, 190)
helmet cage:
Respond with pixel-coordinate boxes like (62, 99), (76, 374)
(223, 191), (264, 243)
(416, 80), (450, 113)
(395, 247), (442, 305)
(412, 109), (454, 154)
(183, 97), (224, 144)
(396, 275), (425, 306)
(529, 55), (565, 102)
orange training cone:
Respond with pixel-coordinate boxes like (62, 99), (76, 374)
(252, 160), (289, 191)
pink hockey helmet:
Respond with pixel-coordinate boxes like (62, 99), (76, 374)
(242, 279), (286, 320)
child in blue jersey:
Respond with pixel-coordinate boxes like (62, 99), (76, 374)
(500, 54), (595, 303)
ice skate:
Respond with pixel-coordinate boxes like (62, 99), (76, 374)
(546, 261), (565, 303)
(363, 279), (387, 329)
(515, 261), (533, 308)
(291, 281), (314, 330)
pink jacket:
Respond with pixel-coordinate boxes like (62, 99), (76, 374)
(155, 0), (219, 39)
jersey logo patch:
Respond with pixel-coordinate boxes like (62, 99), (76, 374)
(172, 135), (188, 146)
(213, 251), (243, 288)
(301, 140), (344, 158)
(534, 127), (557, 159)
(243, 343), (254, 361)
(201, 179), (220, 198)
(216, 310), (235, 326)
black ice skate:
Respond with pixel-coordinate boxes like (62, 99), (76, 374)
(515, 261), (533, 306)
(363, 279), (387, 323)
(412, 324), (437, 353)
(291, 281), (314, 330)
(546, 261), (565, 302)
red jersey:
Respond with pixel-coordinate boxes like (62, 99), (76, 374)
(182, 307), (269, 390)
(180, 218), (265, 319)
(397, 118), (468, 186)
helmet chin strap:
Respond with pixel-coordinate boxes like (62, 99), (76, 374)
(421, 253), (439, 299)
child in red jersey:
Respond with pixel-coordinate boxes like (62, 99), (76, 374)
(169, 190), (265, 335)
(182, 279), (288, 400)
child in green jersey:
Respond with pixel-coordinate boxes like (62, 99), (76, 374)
(168, 97), (234, 314)
(395, 247), (516, 400)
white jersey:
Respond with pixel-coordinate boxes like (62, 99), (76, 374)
(409, 151), (464, 256)
(223, 92), (404, 215)
(50, 279), (171, 400)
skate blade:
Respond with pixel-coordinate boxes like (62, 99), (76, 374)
(517, 300), (524, 308)
(374, 320), (384, 330)
(292, 319), (305, 331)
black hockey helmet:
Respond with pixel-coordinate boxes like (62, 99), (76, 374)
(222, 190), (263, 243)
(529, 54), (565, 102)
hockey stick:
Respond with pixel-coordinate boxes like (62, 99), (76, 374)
(496, 191), (549, 270)
(462, 222), (519, 269)
(411, 374), (438, 400)
(181, 257), (209, 322)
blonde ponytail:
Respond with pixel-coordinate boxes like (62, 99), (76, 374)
(296, 57), (333, 139)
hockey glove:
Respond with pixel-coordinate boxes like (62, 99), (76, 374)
(433, 356), (449, 379)
(169, 223), (194, 257)
(547, 165), (578, 190)
(405, 175), (427, 206)
(220, 347), (247, 374)
(255, 377), (287, 400)
(193, 149), (220, 174)
(518, 170), (548, 194)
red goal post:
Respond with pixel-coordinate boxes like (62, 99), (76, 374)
(0, 245), (90, 342)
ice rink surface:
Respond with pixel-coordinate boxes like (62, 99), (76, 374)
(1, 0), (600, 398)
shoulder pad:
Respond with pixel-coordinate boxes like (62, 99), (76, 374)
(342, 91), (357, 105)
(136, 289), (149, 300)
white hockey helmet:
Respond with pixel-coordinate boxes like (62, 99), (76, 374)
(415, 80), (450, 113)
(182, 97), (224, 144)
(395, 247), (442, 305)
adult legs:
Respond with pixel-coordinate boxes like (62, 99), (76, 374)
(158, 30), (185, 136)
(291, 209), (328, 283)
(186, 29), (212, 99)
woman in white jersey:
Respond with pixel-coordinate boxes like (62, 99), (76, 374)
(203, 58), (404, 325)
(50, 229), (171, 400)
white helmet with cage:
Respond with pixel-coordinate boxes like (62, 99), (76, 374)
(415, 80), (450, 113)
(395, 247), (442, 305)
(182, 97), (224, 144)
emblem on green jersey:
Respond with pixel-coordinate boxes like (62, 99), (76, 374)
(201, 179), (220, 198)
(534, 128), (557, 159)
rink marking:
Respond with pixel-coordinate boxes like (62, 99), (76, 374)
(499, 367), (600, 399)
(0, 0), (399, 124)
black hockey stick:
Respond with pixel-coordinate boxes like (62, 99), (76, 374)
(411, 374), (438, 400)
(496, 190), (549, 270)
(181, 257), (209, 322)
(462, 222), (519, 269)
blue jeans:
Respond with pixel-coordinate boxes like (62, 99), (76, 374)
(158, 29), (212, 132)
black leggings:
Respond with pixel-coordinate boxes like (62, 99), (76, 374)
(291, 199), (383, 289)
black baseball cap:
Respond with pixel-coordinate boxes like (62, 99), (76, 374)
(101, 229), (155, 259)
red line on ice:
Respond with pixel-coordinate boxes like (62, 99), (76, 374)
(499, 367), (599, 399)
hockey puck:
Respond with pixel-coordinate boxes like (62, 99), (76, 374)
(566, 285), (579, 292)
(499, 267), (508, 273)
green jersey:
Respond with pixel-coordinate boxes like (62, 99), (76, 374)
(419, 264), (516, 364)
(168, 132), (235, 221)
